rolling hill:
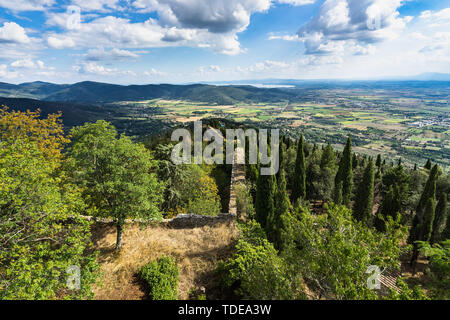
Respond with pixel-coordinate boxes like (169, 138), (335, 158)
(0, 81), (296, 104)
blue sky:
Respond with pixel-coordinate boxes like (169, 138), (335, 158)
(1, 0), (450, 84)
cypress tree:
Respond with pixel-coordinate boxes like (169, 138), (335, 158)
(352, 153), (358, 169)
(443, 201), (450, 240)
(276, 140), (285, 181)
(353, 159), (375, 226)
(270, 170), (292, 250)
(334, 181), (343, 205)
(255, 173), (276, 231)
(320, 143), (335, 170)
(376, 154), (382, 168)
(424, 159), (432, 170)
(291, 134), (306, 204)
(410, 164), (439, 267)
(416, 164), (438, 216)
(334, 136), (353, 206)
(423, 198), (435, 242)
(431, 193), (447, 244)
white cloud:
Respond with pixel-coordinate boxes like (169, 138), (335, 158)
(74, 61), (136, 76)
(133, 0), (271, 33)
(0, 0), (54, 12)
(297, 0), (409, 55)
(0, 22), (30, 44)
(277, 0), (316, 5)
(420, 8), (450, 21)
(47, 36), (76, 49)
(71, 0), (122, 12)
(0, 64), (20, 79)
(84, 47), (139, 61)
(11, 58), (36, 68)
(144, 68), (167, 77)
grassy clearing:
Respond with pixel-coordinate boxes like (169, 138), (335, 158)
(91, 220), (239, 300)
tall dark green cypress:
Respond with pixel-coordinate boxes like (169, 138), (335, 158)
(424, 159), (432, 170)
(334, 136), (353, 206)
(269, 170), (292, 250)
(431, 193), (447, 244)
(423, 198), (435, 242)
(416, 164), (438, 216)
(291, 134), (306, 204)
(320, 143), (335, 169)
(353, 159), (375, 226)
(255, 173), (276, 232)
(352, 153), (358, 169)
(276, 140), (285, 181)
(410, 164), (439, 267)
(376, 154), (382, 168)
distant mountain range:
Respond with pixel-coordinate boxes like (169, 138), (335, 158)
(1, 74), (449, 105)
(208, 73), (450, 86)
(0, 81), (296, 104)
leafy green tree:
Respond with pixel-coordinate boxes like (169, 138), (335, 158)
(353, 159), (375, 226)
(384, 278), (429, 300)
(184, 167), (222, 216)
(67, 120), (163, 250)
(281, 204), (406, 300)
(380, 164), (410, 220)
(291, 134), (306, 204)
(152, 143), (188, 214)
(217, 220), (304, 300)
(235, 182), (256, 220)
(0, 109), (99, 299)
(417, 240), (450, 299)
(334, 136), (353, 206)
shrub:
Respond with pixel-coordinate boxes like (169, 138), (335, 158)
(217, 220), (304, 300)
(140, 256), (179, 300)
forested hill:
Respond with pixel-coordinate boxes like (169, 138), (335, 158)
(0, 81), (295, 104)
(0, 97), (106, 127)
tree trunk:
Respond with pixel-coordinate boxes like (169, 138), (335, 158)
(116, 223), (123, 251)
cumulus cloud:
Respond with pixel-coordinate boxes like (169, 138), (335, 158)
(47, 36), (76, 49)
(297, 0), (409, 55)
(10, 58), (51, 69)
(144, 68), (167, 77)
(84, 47), (139, 61)
(133, 0), (271, 33)
(71, 0), (122, 12)
(74, 61), (135, 76)
(0, 0), (54, 11)
(277, 0), (316, 5)
(0, 64), (20, 79)
(11, 58), (36, 68)
(0, 22), (30, 44)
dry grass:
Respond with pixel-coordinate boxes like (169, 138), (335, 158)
(91, 220), (239, 300)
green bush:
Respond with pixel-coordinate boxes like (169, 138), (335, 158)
(140, 256), (179, 300)
(217, 220), (304, 300)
